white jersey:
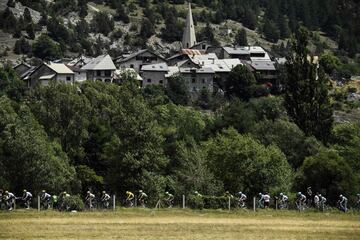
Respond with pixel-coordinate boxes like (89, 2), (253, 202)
(314, 195), (319, 204)
(281, 195), (288, 202)
(239, 194), (247, 201)
(102, 194), (110, 201)
(263, 194), (270, 202)
(6, 192), (15, 200)
(320, 196), (326, 204)
(41, 193), (51, 200)
(23, 192), (32, 200)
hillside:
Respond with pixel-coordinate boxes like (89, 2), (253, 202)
(0, 0), (358, 65)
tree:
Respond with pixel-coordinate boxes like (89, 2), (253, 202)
(243, 9), (257, 30)
(0, 67), (26, 101)
(319, 52), (342, 75)
(224, 65), (257, 101)
(283, 27), (333, 142)
(91, 12), (114, 36)
(296, 148), (357, 205)
(7, 0), (15, 7)
(23, 7), (32, 24)
(234, 28), (248, 46)
(251, 119), (321, 169)
(1, 7), (17, 33)
(205, 128), (292, 196)
(263, 18), (280, 43)
(166, 75), (190, 105)
(116, 2), (130, 23)
(26, 22), (35, 39)
(0, 96), (77, 193)
(139, 17), (155, 39)
(14, 37), (31, 55)
(198, 22), (219, 46)
(32, 34), (62, 60)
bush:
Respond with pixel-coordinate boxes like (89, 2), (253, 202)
(61, 195), (84, 211)
(187, 195), (237, 209)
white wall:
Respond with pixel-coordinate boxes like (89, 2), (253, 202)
(141, 71), (167, 88)
(74, 72), (87, 82)
(182, 73), (214, 93)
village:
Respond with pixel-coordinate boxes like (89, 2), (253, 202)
(12, 3), (281, 96)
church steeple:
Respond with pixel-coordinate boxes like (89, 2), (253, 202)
(182, 2), (196, 49)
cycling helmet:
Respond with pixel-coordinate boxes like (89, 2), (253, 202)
(139, 190), (143, 193)
(42, 190), (46, 193)
(280, 193), (283, 196)
(238, 192), (242, 195)
(165, 191), (169, 195)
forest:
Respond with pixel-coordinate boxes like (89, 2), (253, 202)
(0, 29), (359, 206)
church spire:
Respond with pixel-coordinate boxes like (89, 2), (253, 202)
(182, 2), (196, 49)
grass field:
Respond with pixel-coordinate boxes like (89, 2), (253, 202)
(1, 209), (360, 239)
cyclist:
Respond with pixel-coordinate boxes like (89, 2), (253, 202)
(4, 191), (15, 211)
(314, 193), (320, 209)
(59, 191), (70, 211)
(41, 190), (52, 210)
(296, 192), (307, 211)
(338, 194), (348, 212)
(0, 189), (3, 209)
(258, 192), (270, 208)
(357, 194), (360, 211)
(279, 193), (288, 209)
(85, 191), (95, 209)
(319, 194), (327, 211)
(165, 192), (174, 208)
(237, 191), (247, 208)
(138, 190), (148, 208)
(101, 191), (111, 209)
(126, 191), (134, 207)
(22, 190), (32, 209)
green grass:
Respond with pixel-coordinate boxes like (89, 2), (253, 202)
(1, 208), (360, 239)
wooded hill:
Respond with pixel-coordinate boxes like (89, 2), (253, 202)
(0, 0), (359, 65)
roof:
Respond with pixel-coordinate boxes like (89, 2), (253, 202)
(180, 67), (215, 74)
(67, 65), (87, 72)
(165, 66), (180, 78)
(116, 49), (166, 63)
(82, 54), (116, 70)
(223, 46), (267, 55)
(190, 58), (241, 73)
(67, 56), (93, 67)
(21, 66), (37, 80)
(250, 61), (276, 71)
(45, 62), (74, 74)
(13, 62), (31, 69)
(141, 63), (169, 72)
(39, 74), (56, 80)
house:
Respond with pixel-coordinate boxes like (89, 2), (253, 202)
(140, 63), (180, 88)
(81, 54), (116, 82)
(67, 65), (87, 82)
(180, 67), (215, 93)
(249, 61), (277, 82)
(28, 62), (74, 87)
(115, 49), (167, 73)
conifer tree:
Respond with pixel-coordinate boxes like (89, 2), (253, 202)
(283, 27), (333, 142)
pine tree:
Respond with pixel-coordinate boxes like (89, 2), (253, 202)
(26, 23), (35, 40)
(23, 8), (32, 24)
(234, 28), (248, 46)
(7, 0), (15, 8)
(283, 27), (333, 142)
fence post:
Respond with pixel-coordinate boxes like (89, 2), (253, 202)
(135, 196), (137, 207)
(182, 195), (185, 209)
(113, 195), (116, 211)
(38, 195), (40, 212)
(253, 197), (256, 212)
(275, 199), (278, 210)
(228, 197), (231, 211)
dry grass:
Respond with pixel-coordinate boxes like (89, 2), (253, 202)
(1, 209), (360, 239)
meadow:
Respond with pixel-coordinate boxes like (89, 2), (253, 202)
(1, 209), (360, 239)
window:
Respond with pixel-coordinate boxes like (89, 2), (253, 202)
(159, 80), (163, 84)
(202, 79), (206, 84)
(192, 78), (196, 83)
(104, 70), (111, 77)
(147, 79), (151, 83)
(66, 76), (71, 81)
(96, 70), (101, 76)
(130, 64), (134, 69)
